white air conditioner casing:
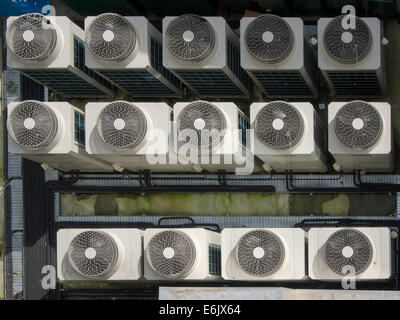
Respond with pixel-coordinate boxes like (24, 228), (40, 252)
(144, 228), (221, 281)
(251, 101), (327, 172)
(174, 101), (262, 173)
(163, 15), (250, 98)
(85, 14), (182, 97)
(57, 228), (143, 281)
(6, 14), (114, 98)
(241, 15), (317, 98)
(221, 228), (306, 281)
(328, 101), (393, 172)
(308, 227), (392, 280)
(7, 101), (113, 172)
(318, 16), (386, 98)
(86, 101), (197, 172)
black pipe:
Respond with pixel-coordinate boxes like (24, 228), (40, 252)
(286, 171), (399, 193)
(295, 218), (400, 229)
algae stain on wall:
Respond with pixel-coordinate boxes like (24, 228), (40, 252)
(322, 194), (350, 216)
(61, 193), (290, 216)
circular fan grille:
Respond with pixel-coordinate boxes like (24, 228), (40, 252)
(323, 15), (372, 64)
(177, 101), (226, 149)
(255, 102), (304, 150)
(97, 102), (147, 150)
(6, 13), (57, 61)
(334, 101), (382, 150)
(236, 230), (285, 276)
(8, 100), (58, 149)
(165, 14), (215, 62)
(68, 231), (119, 278)
(86, 13), (136, 61)
(325, 229), (373, 275)
(147, 230), (196, 278)
(245, 14), (294, 64)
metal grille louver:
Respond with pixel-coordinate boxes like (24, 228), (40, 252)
(6, 13), (57, 61)
(8, 100), (58, 149)
(165, 14), (215, 62)
(68, 231), (119, 278)
(86, 13), (136, 61)
(334, 101), (382, 150)
(147, 230), (196, 278)
(97, 102), (147, 150)
(236, 230), (285, 276)
(245, 14), (294, 64)
(325, 229), (373, 275)
(323, 15), (372, 64)
(177, 101), (226, 149)
(255, 102), (304, 150)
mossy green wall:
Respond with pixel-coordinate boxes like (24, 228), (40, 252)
(60, 193), (396, 217)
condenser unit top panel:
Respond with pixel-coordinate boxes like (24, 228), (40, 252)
(236, 229), (285, 276)
(177, 101), (226, 149)
(146, 230), (196, 278)
(244, 14), (293, 64)
(68, 230), (119, 278)
(334, 101), (382, 150)
(323, 15), (372, 65)
(324, 229), (373, 275)
(86, 13), (136, 62)
(97, 101), (147, 150)
(6, 13), (57, 62)
(8, 100), (58, 150)
(165, 14), (215, 62)
(255, 101), (304, 150)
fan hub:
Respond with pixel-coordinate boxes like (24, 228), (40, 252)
(163, 247), (175, 259)
(23, 30), (35, 42)
(272, 118), (284, 130)
(85, 247), (97, 259)
(23, 118), (36, 130)
(103, 30), (115, 42)
(262, 31), (274, 43)
(253, 247), (265, 259)
(183, 30), (195, 42)
(193, 118), (206, 130)
(341, 31), (353, 43)
(113, 118), (125, 130)
(342, 246), (354, 258)
(352, 118), (364, 130)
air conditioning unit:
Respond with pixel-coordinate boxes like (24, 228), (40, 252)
(7, 100), (113, 172)
(241, 14), (318, 98)
(318, 15), (386, 98)
(174, 101), (262, 173)
(144, 228), (221, 281)
(86, 101), (198, 172)
(6, 13), (114, 98)
(85, 13), (182, 97)
(163, 14), (250, 98)
(57, 228), (143, 281)
(308, 227), (392, 280)
(250, 101), (327, 172)
(328, 101), (393, 172)
(221, 228), (306, 281)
